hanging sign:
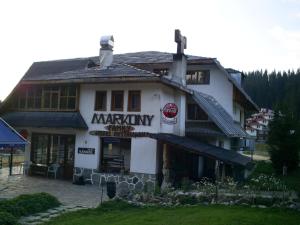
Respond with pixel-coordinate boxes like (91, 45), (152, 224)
(161, 103), (178, 124)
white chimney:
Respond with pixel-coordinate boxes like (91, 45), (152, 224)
(99, 35), (114, 69)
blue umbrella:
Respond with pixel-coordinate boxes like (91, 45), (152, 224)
(0, 117), (28, 175)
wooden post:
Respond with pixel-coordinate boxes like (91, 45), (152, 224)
(161, 143), (171, 189)
(9, 146), (13, 176)
(215, 160), (220, 203)
(221, 162), (226, 182)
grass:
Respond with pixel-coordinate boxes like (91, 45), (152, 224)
(43, 200), (300, 225)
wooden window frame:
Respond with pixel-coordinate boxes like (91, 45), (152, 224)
(94, 91), (107, 111)
(127, 90), (141, 112)
(111, 90), (124, 111)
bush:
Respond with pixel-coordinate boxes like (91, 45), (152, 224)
(177, 195), (198, 205)
(0, 193), (60, 218)
(249, 174), (287, 191)
(0, 211), (19, 225)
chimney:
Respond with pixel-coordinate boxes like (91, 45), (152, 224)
(99, 35), (114, 69)
(171, 29), (187, 85)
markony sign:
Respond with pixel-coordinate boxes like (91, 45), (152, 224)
(91, 113), (154, 126)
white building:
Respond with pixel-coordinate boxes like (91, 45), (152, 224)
(0, 31), (258, 189)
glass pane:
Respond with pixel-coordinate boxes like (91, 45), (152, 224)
(44, 92), (50, 108)
(35, 97), (42, 108)
(68, 86), (76, 96)
(112, 91), (123, 110)
(51, 93), (59, 109)
(60, 87), (68, 96)
(27, 97), (34, 108)
(95, 91), (106, 111)
(32, 134), (48, 164)
(60, 97), (67, 109)
(68, 97), (76, 109)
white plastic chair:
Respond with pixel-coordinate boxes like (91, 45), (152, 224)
(47, 163), (60, 179)
(73, 167), (84, 183)
(21, 161), (31, 175)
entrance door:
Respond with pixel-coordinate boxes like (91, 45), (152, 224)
(62, 136), (75, 179)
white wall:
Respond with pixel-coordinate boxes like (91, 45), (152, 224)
(130, 137), (157, 174)
(187, 65), (234, 116)
(77, 82), (185, 173)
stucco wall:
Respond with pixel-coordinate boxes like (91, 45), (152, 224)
(187, 65), (234, 116)
(130, 137), (157, 174)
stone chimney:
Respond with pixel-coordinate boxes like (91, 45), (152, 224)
(99, 35), (114, 69)
(171, 30), (187, 85)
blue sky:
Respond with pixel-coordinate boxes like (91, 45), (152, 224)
(0, 0), (299, 100)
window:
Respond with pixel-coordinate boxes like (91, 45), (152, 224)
(94, 91), (107, 111)
(186, 70), (210, 84)
(60, 86), (77, 110)
(31, 134), (48, 164)
(111, 91), (124, 111)
(128, 90), (141, 112)
(11, 85), (77, 111)
(153, 68), (169, 76)
(187, 104), (208, 120)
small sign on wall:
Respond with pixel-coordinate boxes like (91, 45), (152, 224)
(161, 103), (178, 124)
(78, 148), (95, 155)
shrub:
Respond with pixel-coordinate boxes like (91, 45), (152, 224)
(249, 174), (288, 191)
(177, 195), (198, 205)
(0, 211), (19, 225)
(0, 193), (60, 218)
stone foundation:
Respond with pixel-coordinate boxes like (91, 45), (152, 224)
(75, 167), (156, 197)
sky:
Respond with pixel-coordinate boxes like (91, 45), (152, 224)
(0, 0), (299, 101)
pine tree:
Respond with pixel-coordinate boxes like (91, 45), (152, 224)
(267, 110), (300, 173)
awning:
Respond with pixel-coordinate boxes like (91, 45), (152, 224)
(150, 133), (252, 167)
(192, 91), (247, 138)
(1, 112), (88, 130)
(0, 117), (28, 147)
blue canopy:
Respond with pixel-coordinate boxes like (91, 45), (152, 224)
(0, 117), (28, 147)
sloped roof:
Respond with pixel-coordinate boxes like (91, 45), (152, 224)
(192, 91), (247, 138)
(0, 117), (28, 147)
(23, 62), (159, 82)
(150, 133), (252, 167)
(1, 112), (88, 130)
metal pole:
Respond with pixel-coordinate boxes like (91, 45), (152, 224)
(9, 147), (13, 176)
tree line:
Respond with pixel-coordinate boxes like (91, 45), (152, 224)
(243, 69), (300, 119)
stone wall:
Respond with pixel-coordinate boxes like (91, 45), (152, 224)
(75, 167), (156, 197)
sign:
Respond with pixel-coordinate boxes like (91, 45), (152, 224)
(91, 113), (154, 126)
(104, 125), (135, 133)
(89, 130), (150, 138)
(162, 103), (178, 124)
(78, 148), (95, 155)
(163, 103), (178, 118)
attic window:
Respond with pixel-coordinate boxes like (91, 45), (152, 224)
(186, 70), (210, 84)
(153, 68), (169, 76)
(86, 60), (97, 68)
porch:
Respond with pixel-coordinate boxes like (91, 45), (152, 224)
(151, 133), (253, 187)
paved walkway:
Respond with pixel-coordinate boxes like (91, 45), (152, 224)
(0, 167), (107, 208)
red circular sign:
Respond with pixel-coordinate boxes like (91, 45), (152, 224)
(163, 103), (178, 118)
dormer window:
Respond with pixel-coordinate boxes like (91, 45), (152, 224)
(153, 68), (169, 76)
(186, 70), (210, 84)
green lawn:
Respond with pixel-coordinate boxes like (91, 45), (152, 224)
(44, 201), (300, 225)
